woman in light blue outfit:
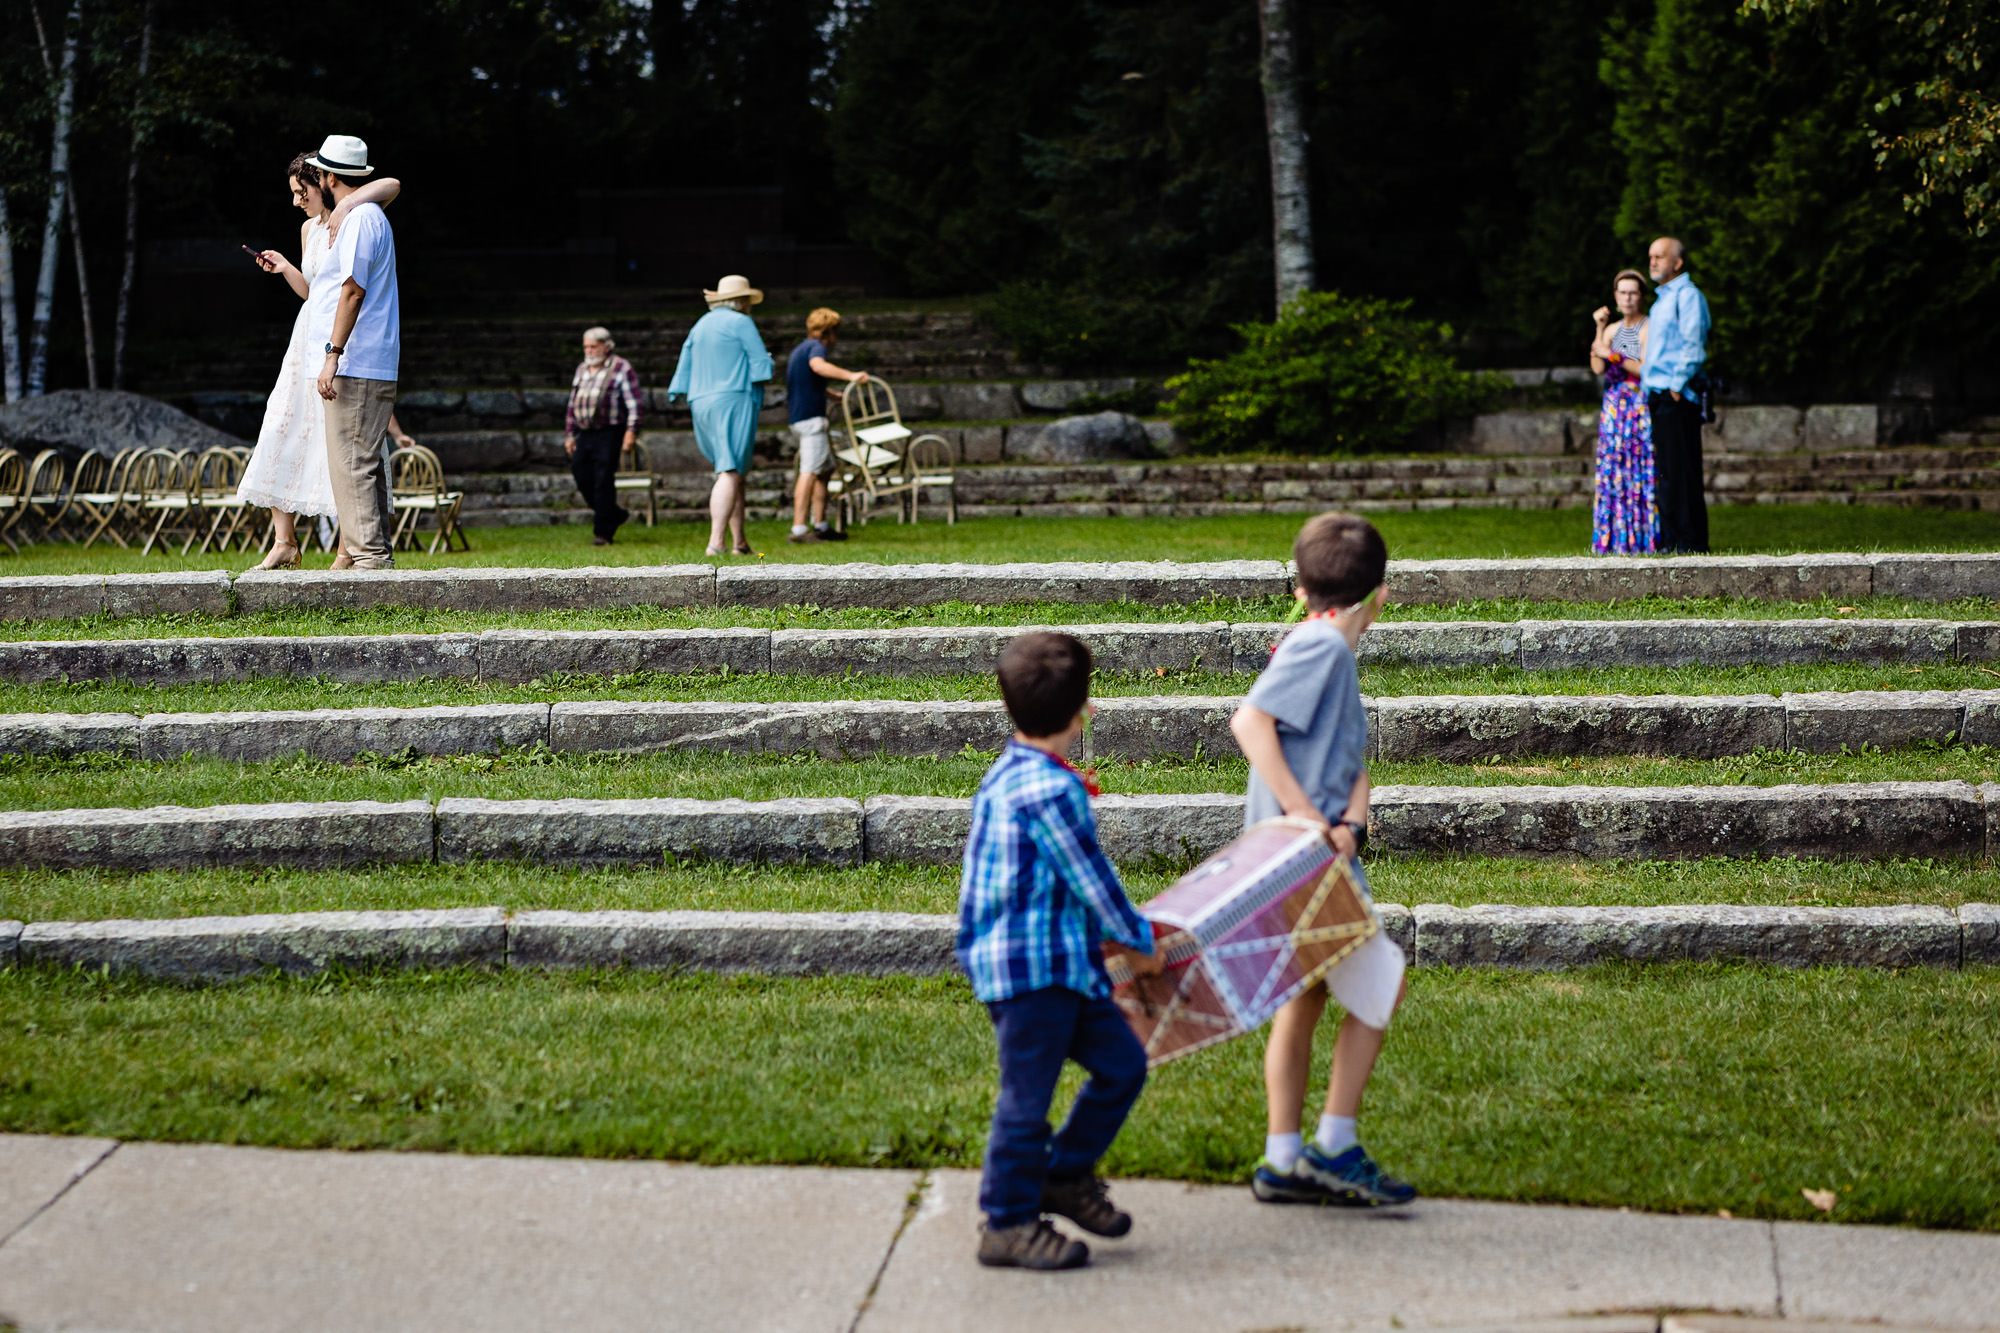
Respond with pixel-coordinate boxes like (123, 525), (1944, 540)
(666, 274), (775, 555)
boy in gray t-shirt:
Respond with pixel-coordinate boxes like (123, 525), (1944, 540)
(1229, 512), (1415, 1208)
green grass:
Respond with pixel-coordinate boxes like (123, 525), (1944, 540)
(3, 658), (1997, 716)
(7, 504), (1999, 577)
(2, 853), (1989, 924)
(1, 741), (1996, 814)
(3, 964), (1994, 1229)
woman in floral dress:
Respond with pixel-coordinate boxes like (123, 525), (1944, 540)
(1588, 269), (1657, 554)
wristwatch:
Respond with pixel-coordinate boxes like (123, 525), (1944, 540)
(324, 342), (344, 357)
(1336, 820), (1369, 854)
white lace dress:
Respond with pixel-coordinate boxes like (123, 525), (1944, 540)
(238, 217), (340, 517)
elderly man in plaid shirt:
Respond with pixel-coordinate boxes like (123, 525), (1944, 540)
(563, 326), (644, 546)
(958, 631), (1162, 1272)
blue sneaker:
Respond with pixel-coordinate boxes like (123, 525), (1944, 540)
(1295, 1142), (1417, 1206)
(1250, 1157), (1339, 1204)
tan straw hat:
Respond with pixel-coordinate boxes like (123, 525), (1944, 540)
(703, 274), (763, 305)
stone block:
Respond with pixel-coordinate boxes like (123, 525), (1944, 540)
(1142, 419), (1190, 456)
(959, 425), (1004, 463)
(396, 389), (464, 412)
(0, 712), (138, 756)
(464, 389), (524, 417)
(475, 627), (768, 683)
(1520, 618), (1957, 670)
(1965, 698), (2000, 748)
(770, 623), (1229, 678)
(718, 560), (1288, 609)
(1412, 903), (1960, 969)
(894, 384), (944, 419)
(1802, 403), (1879, 452)
(507, 909), (959, 976)
(1960, 902), (1999, 965)
(861, 793), (1243, 866)
(1373, 695), (1782, 762)
(1376, 903), (1414, 956)
(1020, 379), (1141, 412)
(0, 919), (19, 968)
(1371, 781), (1982, 860)
(639, 429), (710, 473)
(0, 575), (101, 621)
(1384, 555), (1872, 605)
(102, 571), (231, 618)
(520, 389), (570, 416)
(420, 431), (528, 472)
(139, 703), (549, 763)
(19, 909), (507, 981)
(1869, 552), (2000, 602)
(1006, 412), (1150, 464)
(0, 800), (436, 869)
(1358, 622), (1523, 669)
(937, 383), (1021, 420)
(549, 699), (1011, 759)
(1089, 696), (1240, 760)
(236, 565), (717, 613)
(435, 796), (864, 866)
(1705, 404), (1802, 454)
(861, 795), (971, 866)
(304, 633), (484, 683)
(1957, 623), (2000, 662)
(1468, 411), (1572, 457)
(1784, 690), (1971, 752)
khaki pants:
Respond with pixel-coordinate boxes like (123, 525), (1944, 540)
(324, 376), (397, 568)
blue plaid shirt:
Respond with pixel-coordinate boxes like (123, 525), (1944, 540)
(957, 741), (1154, 1002)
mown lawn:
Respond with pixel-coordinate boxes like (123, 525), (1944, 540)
(1, 740), (1996, 815)
(3, 964), (1994, 1230)
(5, 503), (1999, 577)
(1, 853), (1990, 923)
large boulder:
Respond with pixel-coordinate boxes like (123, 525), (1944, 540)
(0, 389), (243, 459)
(1008, 410), (1152, 464)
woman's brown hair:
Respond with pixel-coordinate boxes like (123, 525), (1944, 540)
(1612, 268), (1648, 294)
(288, 152), (326, 203)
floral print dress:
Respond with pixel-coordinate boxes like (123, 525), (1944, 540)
(1592, 321), (1658, 554)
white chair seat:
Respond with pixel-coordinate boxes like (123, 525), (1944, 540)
(854, 422), (912, 446)
(835, 444), (905, 471)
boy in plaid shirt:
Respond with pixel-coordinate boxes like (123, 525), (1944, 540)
(958, 631), (1162, 1271)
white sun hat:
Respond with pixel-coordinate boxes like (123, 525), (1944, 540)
(305, 134), (375, 177)
(703, 274), (763, 305)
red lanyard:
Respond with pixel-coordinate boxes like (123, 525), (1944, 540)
(1051, 752), (1101, 797)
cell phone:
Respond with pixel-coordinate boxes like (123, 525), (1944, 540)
(241, 244), (270, 267)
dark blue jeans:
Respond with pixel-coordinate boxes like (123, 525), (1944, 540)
(980, 986), (1148, 1228)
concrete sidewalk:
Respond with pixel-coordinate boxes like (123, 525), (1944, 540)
(0, 1135), (1994, 1333)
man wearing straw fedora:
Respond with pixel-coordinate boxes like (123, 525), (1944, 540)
(307, 134), (401, 570)
(666, 275), (773, 556)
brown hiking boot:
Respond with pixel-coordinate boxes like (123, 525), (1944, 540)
(976, 1219), (1089, 1270)
(1039, 1172), (1132, 1238)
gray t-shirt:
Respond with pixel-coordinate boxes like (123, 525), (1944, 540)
(1241, 617), (1371, 882)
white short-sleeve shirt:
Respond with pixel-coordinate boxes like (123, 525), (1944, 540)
(303, 202), (400, 382)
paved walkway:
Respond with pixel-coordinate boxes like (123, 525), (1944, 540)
(1, 1135), (1994, 1332)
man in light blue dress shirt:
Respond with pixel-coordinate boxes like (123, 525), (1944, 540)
(1642, 237), (1712, 552)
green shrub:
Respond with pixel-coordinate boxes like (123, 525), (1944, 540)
(1166, 291), (1505, 454)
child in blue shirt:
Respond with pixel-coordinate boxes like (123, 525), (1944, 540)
(1229, 512), (1416, 1208)
(959, 631), (1162, 1271)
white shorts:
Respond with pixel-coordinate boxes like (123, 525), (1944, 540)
(792, 416), (831, 478)
(1322, 931), (1405, 1031)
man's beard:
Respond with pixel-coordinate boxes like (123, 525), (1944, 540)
(585, 353), (607, 367)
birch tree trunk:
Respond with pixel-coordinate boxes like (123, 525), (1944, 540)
(114, 0), (154, 391)
(1257, 0), (1315, 311)
(26, 0), (83, 397)
(0, 189), (22, 403)
(33, 2), (99, 389)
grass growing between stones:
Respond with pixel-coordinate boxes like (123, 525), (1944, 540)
(2, 963), (1994, 1230)
(6, 503), (1998, 577)
(1, 854), (1990, 923)
(5, 742), (2000, 813)
(9, 660), (2000, 716)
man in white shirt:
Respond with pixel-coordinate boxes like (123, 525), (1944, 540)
(305, 134), (401, 570)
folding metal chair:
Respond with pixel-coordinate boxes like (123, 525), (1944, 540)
(138, 449), (200, 556)
(831, 378), (957, 526)
(19, 450), (71, 545)
(389, 443), (470, 554)
(0, 449), (26, 554)
(615, 438), (658, 527)
(71, 449), (139, 549)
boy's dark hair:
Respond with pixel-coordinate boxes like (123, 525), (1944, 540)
(1294, 512), (1388, 611)
(997, 631), (1093, 737)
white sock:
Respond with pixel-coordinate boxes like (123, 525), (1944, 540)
(814, 521), (832, 531)
(1264, 1132), (1303, 1172)
(1316, 1113), (1358, 1156)
(790, 524), (809, 535)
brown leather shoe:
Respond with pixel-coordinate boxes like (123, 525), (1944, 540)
(1040, 1173), (1132, 1238)
(976, 1219), (1088, 1270)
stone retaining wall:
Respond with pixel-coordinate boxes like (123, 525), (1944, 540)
(2, 783), (1995, 871)
(5, 902), (1994, 982)
(8, 689), (1997, 764)
(3, 617), (1997, 687)
(4, 554), (1997, 622)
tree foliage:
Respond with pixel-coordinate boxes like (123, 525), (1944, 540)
(1166, 291), (1503, 455)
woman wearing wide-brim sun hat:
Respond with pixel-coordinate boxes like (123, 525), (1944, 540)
(666, 274), (774, 556)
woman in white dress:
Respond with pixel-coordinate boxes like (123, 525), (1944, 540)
(241, 153), (405, 569)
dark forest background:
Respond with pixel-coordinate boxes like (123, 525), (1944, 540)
(3, 0), (1998, 397)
